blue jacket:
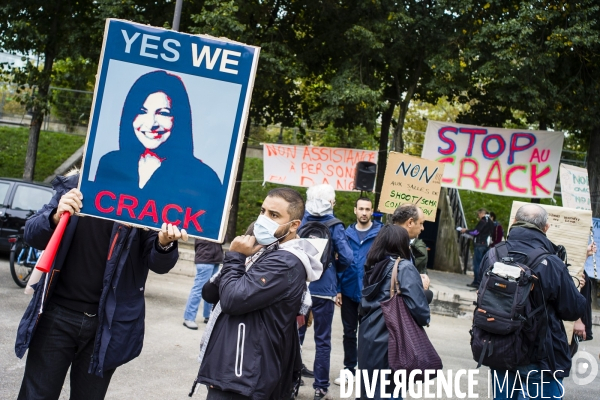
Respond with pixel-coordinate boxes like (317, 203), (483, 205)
(301, 212), (353, 297)
(339, 221), (382, 303)
(15, 174), (179, 376)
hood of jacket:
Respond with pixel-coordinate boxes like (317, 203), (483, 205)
(279, 238), (323, 282)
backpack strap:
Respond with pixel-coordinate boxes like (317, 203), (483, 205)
(323, 218), (344, 229)
(493, 242), (509, 261)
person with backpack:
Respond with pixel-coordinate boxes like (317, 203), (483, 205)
(462, 208), (495, 288)
(298, 184), (353, 400)
(471, 203), (586, 399)
(333, 197), (382, 386)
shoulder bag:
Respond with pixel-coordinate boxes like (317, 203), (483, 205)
(380, 258), (443, 380)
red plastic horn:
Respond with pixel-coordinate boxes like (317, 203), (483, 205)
(35, 212), (71, 273)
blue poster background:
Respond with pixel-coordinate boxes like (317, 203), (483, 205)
(78, 19), (259, 241)
(584, 218), (600, 279)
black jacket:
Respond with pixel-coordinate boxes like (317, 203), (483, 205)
(15, 174), (178, 376)
(198, 247), (307, 399)
(469, 215), (494, 245)
(194, 238), (224, 264)
(357, 258), (430, 398)
(482, 224), (586, 377)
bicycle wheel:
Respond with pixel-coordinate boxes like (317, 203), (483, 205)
(10, 242), (32, 288)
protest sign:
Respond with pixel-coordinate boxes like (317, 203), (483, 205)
(78, 19), (259, 242)
(509, 201), (592, 343)
(421, 121), (564, 198)
(509, 201), (592, 278)
(584, 218), (600, 279)
(262, 143), (377, 191)
(377, 152), (445, 222)
(559, 164), (591, 210)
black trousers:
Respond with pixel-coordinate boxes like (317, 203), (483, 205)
(18, 303), (115, 400)
(340, 294), (359, 372)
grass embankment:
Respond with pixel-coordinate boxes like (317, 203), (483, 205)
(0, 126), (85, 182)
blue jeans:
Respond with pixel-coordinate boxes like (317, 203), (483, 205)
(184, 263), (219, 321)
(491, 365), (564, 399)
(299, 297), (335, 391)
(472, 244), (489, 284)
(18, 303), (115, 400)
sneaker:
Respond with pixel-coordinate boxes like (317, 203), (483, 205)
(203, 318), (209, 324)
(466, 282), (479, 288)
(314, 388), (332, 400)
(183, 320), (198, 330)
(301, 364), (314, 378)
(333, 374), (347, 386)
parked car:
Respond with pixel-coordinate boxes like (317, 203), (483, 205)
(0, 178), (55, 253)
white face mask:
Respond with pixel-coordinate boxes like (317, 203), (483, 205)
(253, 214), (294, 245)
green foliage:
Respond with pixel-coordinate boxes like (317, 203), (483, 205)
(237, 158), (370, 236)
(0, 126), (85, 181)
(50, 57), (95, 132)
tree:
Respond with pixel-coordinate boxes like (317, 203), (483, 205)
(450, 0), (600, 216)
(50, 57), (95, 132)
(0, 1), (99, 181)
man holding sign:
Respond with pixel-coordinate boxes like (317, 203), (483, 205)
(15, 171), (182, 399)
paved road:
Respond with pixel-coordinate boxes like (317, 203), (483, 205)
(1, 255), (599, 399)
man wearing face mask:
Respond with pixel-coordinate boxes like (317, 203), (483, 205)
(194, 188), (323, 400)
(299, 184), (353, 400)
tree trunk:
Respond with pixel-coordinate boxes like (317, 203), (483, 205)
(391, 55), (424, 153)
(374, 101), (396, 210)
(23, 8), (59, 182)
(225, 120), (251, 242)
(588, 125), (600, 218)
(23, 111), (43, 181)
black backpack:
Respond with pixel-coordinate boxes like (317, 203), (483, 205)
(297, 218), (344, 273)
(470, 242), (552, 370)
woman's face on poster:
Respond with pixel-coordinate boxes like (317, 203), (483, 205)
(133, 91), (174, 149)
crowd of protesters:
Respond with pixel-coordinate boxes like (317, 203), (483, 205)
(12, 176), (597, 400)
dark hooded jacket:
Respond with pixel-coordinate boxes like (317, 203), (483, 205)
(197, 242), (317, 399)
(15, 174), (178, 376)
(481, 223), (586, 377)
(357, 257), (430, 398)
(92, 70), (224, 239)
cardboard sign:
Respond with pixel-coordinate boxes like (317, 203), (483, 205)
(78, 19), (260, 242)
(509, 202), (592, 278)
(584, 218), (600, 279)
(559, 164), (591, 210)
(422, 121), (564, 198)
(262, 143), (377, 191)
(378, 153), (445, 222)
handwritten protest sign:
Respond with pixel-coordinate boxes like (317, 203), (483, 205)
(559, 164), (591, 210)
(378, 153), (444, 222)
(584, 218), (600, 279)
(421, 121), (564, 198)
(509, 202), (592, 278)
(509, 201), (592, 343)
(78, 19), (260, 242)
(262, 143), (377, 191)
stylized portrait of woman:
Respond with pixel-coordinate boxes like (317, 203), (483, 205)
(94, 70), (225, 238)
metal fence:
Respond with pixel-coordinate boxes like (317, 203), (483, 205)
(0, 82), (92, 135)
